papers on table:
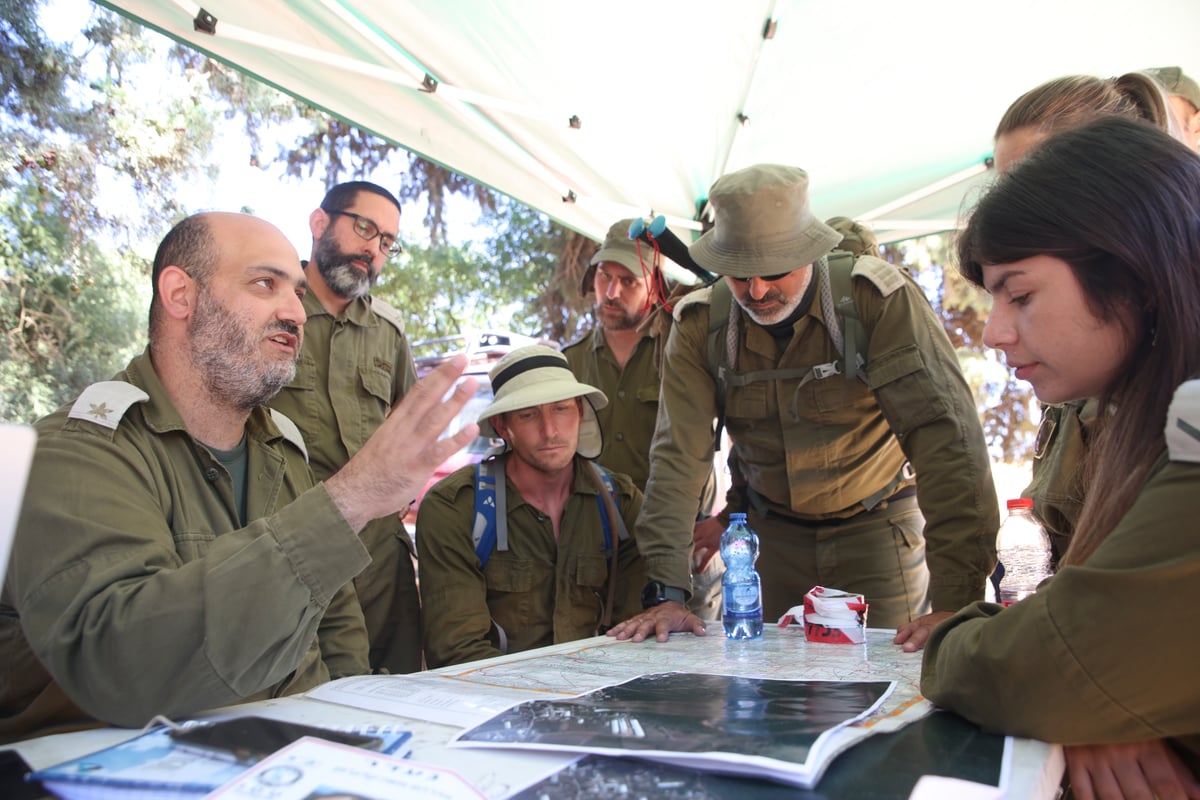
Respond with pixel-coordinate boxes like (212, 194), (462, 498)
(28, 722), (412, 800)
(205, 737), (484, 799)
(307, 673), (573, 728)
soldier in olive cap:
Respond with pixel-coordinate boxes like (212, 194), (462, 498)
(563, 221), (720, 619)
(608, 164), (998, 649)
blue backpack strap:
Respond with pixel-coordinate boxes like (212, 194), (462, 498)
(590, 463), (629, 555)
(472, 456), (509, 571)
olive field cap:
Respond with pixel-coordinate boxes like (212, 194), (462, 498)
(825, 216), (880, 258)
(590, 218), (653, 278)
(1145, 66), (1200, 109)
(689, 164), (842, 279)
(477, 345), (608, 459)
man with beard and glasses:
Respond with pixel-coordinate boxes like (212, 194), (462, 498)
(562, 220), (719, 619)
(268, 182), (422, 674)
(0, 212), (478, 740)
(417, 346), (646, 667)
(606, 165), (998, 650)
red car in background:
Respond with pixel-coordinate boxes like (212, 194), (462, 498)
(404, 331), (557, 523)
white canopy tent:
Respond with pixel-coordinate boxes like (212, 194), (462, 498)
(96, 0), (1200, 244)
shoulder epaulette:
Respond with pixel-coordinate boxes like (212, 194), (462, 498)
(672, 284), (714, 322)
(68, 381), (149, 431)
(1166, 379), (1200, 463)
(268, 408), (310, 462)
(850, 254), (906, 297)
(370, 297), (407, 336)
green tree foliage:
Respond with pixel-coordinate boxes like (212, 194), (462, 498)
(0, 184), (147, 421)
(372, 197), (593, 346)
(0, 4), (189, 420)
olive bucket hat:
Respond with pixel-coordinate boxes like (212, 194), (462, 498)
(689, 164), (841, 279)
(477, 345), (608, 459)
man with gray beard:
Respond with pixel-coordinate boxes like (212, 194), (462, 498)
(0, 212), (478, 740)
(608, 165), (997, 647)
(269, 182), (422, 673)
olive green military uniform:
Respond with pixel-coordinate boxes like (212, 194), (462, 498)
(1022, 399), (1096, 564)
(563, 325), (721, 619)
(0, 350), (369, 740)
(638, 256), (998, 627)
(563, 326), (661, 490)
(922, 382), (1200, 775)
(269, 290), (420, 674)
(417, 456), (646, 668)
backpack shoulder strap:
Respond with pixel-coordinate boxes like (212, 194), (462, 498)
(589, 462), (629, 551)
(825, 251), (867, 382)
(705, 280), (734, 445)
(472, 456), (509, 570)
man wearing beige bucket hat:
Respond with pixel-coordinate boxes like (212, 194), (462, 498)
(608, 164), (998, 649)
(417, 345), (646, 667)
(563, 219), (720, 620)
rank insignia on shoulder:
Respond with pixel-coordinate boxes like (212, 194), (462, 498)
(68, 381), (149, 431)
(1166, 380), (1200, 463)
(671, 285), (713, 322)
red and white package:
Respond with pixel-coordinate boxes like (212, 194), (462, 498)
(777, 586), (868, 644)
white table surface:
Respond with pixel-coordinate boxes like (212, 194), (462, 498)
(6, 625), (1063, 799)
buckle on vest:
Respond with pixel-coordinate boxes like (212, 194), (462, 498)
(812, 362), (842, 380)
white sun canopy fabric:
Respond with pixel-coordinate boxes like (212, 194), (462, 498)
(97, 0), (1199, 244)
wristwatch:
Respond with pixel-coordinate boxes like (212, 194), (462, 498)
(641, 580), (687, 609)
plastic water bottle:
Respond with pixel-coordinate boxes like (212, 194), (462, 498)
(721, 513), (763, 639)
(993, 498), (1053, 606)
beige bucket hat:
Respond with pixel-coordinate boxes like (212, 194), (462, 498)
(477, 345), (608, 459)
(689, 164), (841, 279)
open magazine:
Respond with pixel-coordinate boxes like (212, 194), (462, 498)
(451, 672), (894, 789)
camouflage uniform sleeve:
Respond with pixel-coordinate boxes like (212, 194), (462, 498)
(7, 421), (370, 728)
(922, 453), (1200, 761)
(415, 470), (502, 668)
(861, 274), (999, 611)
(635, 306), (720, 594)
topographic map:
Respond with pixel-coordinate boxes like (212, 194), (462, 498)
(308, 626), (928, 732)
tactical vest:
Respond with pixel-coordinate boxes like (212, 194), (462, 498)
(695, 251), (914, 513)
(705, 250), (878, 439)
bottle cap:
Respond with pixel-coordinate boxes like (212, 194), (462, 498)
(1006, 498), (1034, 511)
(729, 512), (747, 523)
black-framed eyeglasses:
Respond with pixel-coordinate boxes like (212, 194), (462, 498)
(729, 270), (793, 283)
(325, 209), (403, 257)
